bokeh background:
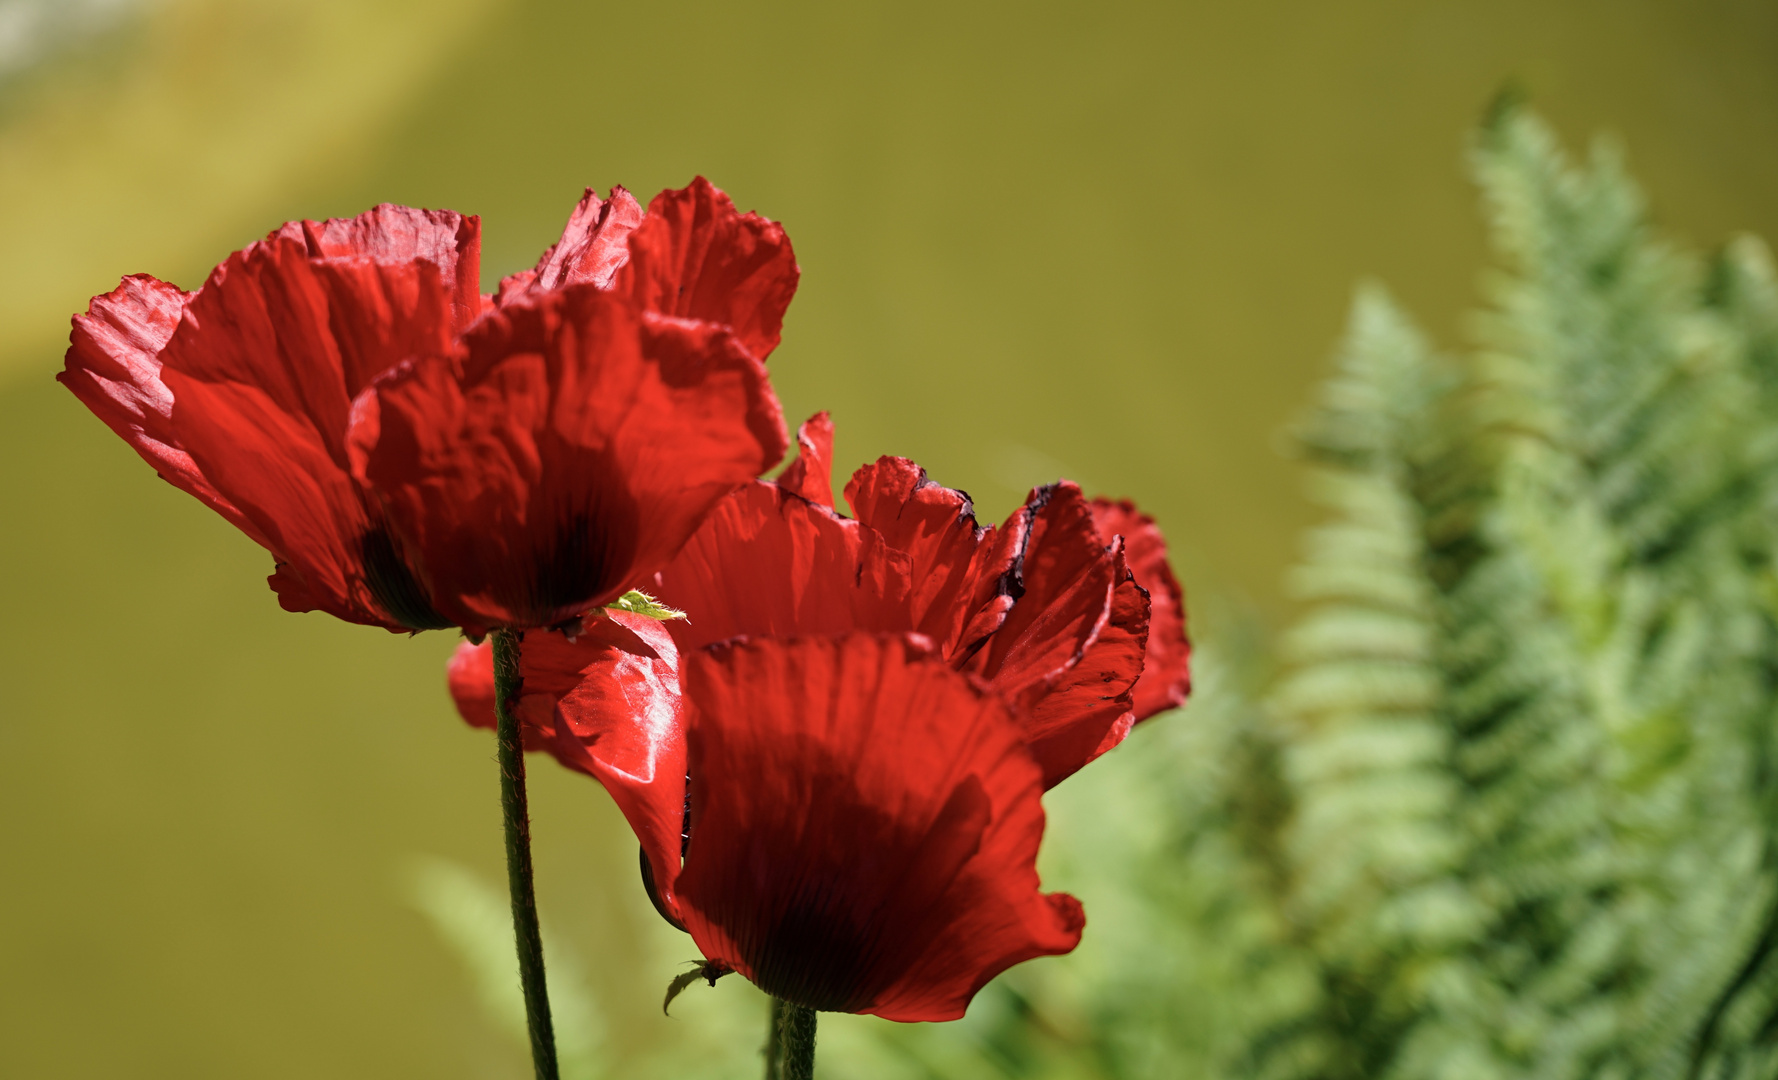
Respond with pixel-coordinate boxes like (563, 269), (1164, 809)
(3, 1), (1778, 1076)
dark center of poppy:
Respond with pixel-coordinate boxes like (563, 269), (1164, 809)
(361, 526), (453, 631)
(515, 491), (640, 625)
(725, 777), (992, 1014)
(747, 892), (881, 1013)
(525, 511), (613, 623)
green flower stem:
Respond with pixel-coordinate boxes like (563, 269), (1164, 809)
(492, 629), (559, 1080)
(777, 999), (817, 1080)
(764, 997), (785, 1079)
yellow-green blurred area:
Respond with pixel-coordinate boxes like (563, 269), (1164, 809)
(4, 1), (1778, 1076)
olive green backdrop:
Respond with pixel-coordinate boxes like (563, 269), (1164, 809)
(2, 1), (1776, 1075)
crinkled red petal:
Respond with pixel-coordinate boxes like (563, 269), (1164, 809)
(446, 615), (687, 896)
(547, 616), (687, 904)
(615, 178), (799, 363)
(157, 233), (461, 630)
(352, 285), (788, 634)
(654, 479), (909, 651)
(971, 484), (1114, 698)
(61, 204), (482, 631)
(58, 274), (273, 551)
(1090, 498), (1191, 720)
(965, 483), (1138, 786)
(512, 186), (647, 299)
(843, 457), (1019, 660)
(271, 204), (483, 334)
(660, 436), (1176, 786)
(776, 411), (835, 509)
(1020, 543), (1149, 787)
(675, 634), (1083, 1022)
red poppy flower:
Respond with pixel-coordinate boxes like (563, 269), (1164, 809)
(678, 632), (1083, 1021)
(456, 630), (1084, 1019)
(60, 181), (794, 634)
(447, 413), (1189, 911)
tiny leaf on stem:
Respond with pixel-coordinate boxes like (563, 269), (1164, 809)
(607, 590), (687, 621)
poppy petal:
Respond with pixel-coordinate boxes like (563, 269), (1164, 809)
(654, 479), (910, 650)
(522, 186), (646, 296)
(1019, 545), (1149, 787)
(273, 204), (483, 334)
(675, 633), (1083, 1022)
(546, 616), (687, 904)
(446, 615), (687, 894)
(158, 235), (459, 629)
(777, 411), (836, 509)
(353, 286), (788, 633)
(59, 274), (272, 551)
(446, 638), (499, 731)
(616, 178), (799, 362)
(1090, 498), (1191, 720)
(843, 457), (1019, 660)
(972, 484), (1115, 698)
(963, 483), (1129, 784)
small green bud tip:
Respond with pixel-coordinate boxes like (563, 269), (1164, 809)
(607, 589), (688, 621)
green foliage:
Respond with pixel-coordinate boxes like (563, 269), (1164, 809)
(412, 102), (1778, 1078)
(404, 856), (605, 1080)
(1229, 98), (1778, 1080)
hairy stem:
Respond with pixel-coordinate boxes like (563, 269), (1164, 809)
(778, 1000), (817, 1080)
(764, 997), (785, 1080)
(493, 629), (559, 1080)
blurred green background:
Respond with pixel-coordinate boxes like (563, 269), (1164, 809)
(3, 1), (1778, 1076)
